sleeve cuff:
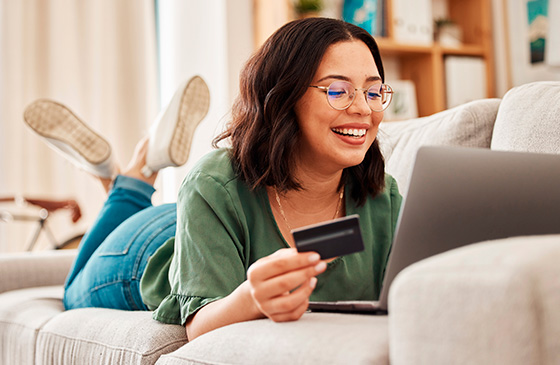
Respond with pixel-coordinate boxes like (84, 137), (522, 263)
(151, 293), (223, 326)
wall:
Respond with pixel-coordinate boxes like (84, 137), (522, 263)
(155, 0), (253, 202)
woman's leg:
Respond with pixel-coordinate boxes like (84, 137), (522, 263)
(62, 76), (209, 309)
(23, 77), (210, 310)
(64, 175), (156, 288)
(63, 202), (176, 310)
(63, 138), (174, 310)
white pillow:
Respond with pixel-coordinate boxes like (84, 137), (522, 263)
(379, 98), (501, 195)
(491, 81), (560, 154)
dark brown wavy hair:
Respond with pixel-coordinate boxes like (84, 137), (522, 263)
(213, 17), (386, 206)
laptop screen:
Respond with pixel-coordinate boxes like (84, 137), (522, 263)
(378, 146), (560, 310)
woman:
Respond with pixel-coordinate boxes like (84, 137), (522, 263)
(25, 17), (401, 341)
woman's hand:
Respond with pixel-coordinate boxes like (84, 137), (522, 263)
(186, 248), (326, 340)
(247, 248), (327, 322)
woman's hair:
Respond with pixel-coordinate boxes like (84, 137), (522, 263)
(213, 17), (386, 206)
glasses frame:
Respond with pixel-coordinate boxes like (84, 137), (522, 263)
(309, 81), (394, 112)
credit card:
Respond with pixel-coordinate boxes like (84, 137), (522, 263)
(292, 214), (364, 259)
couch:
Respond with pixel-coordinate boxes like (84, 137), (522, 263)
(1, 81), (559, 364)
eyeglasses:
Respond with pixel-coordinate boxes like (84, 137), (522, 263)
(309, 81), (393, 112)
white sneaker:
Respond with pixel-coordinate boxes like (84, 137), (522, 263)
(142, 75), (210, 177)
(23, 99), (117, 179)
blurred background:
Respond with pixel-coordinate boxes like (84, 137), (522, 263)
(1, 0), (559, 253)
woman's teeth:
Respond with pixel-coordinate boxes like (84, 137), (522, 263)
(332, 128), (367, 138)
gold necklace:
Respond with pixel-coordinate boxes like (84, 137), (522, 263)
(274, 187), (344, 232)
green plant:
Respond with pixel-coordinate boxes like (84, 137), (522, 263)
(434, 18), (456, 30)
(294, 0), (323, 14)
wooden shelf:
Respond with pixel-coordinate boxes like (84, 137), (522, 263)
(380, 0), (495, 116)
(440, 44), (486, 56)
(376, 38), (486, 57)
(375, 38), (433, 55)
(253, 0), (495, 117)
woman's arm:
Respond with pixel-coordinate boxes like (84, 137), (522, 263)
(186, 248), (326, 340)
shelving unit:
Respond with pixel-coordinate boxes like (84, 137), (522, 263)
(378, 0), (495, 116)
(253, 0), (496, 117)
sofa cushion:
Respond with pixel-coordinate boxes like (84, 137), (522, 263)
(388, 234), (560, 365)
(36, 308), (187, 365)
(0, 286), (64, 365)
(155, 312), (389, 365)
(492, 81), (560, 154)
(379, 98), (501, 195)
(0, 249), (76, 294)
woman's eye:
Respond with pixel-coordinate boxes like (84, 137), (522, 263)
(328, 90), (346, 98)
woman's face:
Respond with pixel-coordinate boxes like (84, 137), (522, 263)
(294, 40), (383, 175)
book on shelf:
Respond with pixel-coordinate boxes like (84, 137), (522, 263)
(342, 0), (385, 36)
(391, 0), (433, 44)
(445, 56), (486, 109)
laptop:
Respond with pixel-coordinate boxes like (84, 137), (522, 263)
(308, 145), (560, 314)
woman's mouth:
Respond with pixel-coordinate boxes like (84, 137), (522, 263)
(331, 127), (367, 138)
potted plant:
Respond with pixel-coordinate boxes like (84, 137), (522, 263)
(434, 18), (462, 47)
(294, 0), (323, 18)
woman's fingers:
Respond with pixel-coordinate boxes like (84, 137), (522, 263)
(251, 261), (326, 301)
(268, 300), (309, 322)
(246, 248), (327, 322)
(247, 248), (321, 283)
(258, 277), (317, 318)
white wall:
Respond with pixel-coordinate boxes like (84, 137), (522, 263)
(155, 0), (254, 202)
(491, 0), (509, 96)
(0, 0), (4, 247)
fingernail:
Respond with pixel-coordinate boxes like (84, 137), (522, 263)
(315, 261), (327, 272)
(310, 277), (318, 289)
(308, 253), (320, 263)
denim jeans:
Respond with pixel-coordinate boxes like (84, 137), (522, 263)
(63, 175), (176, 310)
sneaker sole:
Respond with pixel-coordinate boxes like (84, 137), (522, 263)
(168, 76), (210, 166)
(23, 100), (111, 165)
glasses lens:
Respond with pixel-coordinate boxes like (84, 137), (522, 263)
(367, 84), (392, 111)
(327, 81), (354, 110)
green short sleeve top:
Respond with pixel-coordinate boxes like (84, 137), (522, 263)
(140, 148), (402, 325)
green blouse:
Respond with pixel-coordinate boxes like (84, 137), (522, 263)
(140, 149), (402, 325)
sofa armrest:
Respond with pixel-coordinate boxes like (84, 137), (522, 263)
(388, 235), (560, 365)
(0, 249), (77, 293)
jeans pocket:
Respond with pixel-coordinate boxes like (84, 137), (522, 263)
(97, 205), (176, 258)
(97, 209), (167, 256)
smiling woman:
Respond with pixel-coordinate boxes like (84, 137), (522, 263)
(38, 17), (402, 343)
(295, 41), (385, 179)
(169, 17), (403, 339)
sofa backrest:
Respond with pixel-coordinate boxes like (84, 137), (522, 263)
(491, 81), (560, 154)
(379, 98), (501, 195)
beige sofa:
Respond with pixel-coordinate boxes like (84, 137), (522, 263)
(1, 81), (559, 364)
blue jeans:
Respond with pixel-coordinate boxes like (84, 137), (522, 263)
(63, 175), (176, 310)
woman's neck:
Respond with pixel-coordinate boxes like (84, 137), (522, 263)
(268, 163), (346, 248)
(287, 162), (343, 211)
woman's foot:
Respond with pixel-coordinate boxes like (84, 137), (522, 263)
(141, 75), (210, 177)
(23, 99), (118, 179)
(122, 136), (158, 187)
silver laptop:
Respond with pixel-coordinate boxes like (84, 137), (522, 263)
(309, 145), (560, 314)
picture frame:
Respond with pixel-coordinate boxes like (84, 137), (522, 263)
(504, 0), (560, 86)
(383, 80), (418, 122)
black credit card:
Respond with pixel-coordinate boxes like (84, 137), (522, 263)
(292, 214), (364, 259)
